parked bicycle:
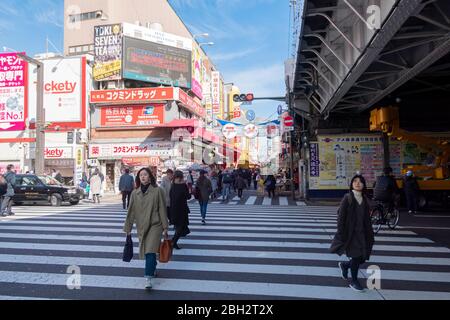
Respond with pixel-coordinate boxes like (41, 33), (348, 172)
(370, 201), (400, 234)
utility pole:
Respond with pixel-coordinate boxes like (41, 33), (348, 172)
(17, 54), (45, 175)
(286, 75), (296, 201)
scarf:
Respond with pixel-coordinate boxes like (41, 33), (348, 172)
(141, 183), (150, 194)
(352, 190), (363, 205)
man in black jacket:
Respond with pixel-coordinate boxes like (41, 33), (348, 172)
(373, 167), (400, 210)
(403, 170), (420, 214)
(119, 169), (135, 210)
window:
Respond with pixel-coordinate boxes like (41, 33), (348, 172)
(69, 47), (76, 54)
(21, 177), (39, 186)
(76, 46), (82, 53)
(83, 45), (89, 52)
(68, 10), (103, 23)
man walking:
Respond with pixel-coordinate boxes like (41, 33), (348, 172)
(1, 165), (16, 216)
(160, 169), (174, 223)
(119, 168), (135, 210)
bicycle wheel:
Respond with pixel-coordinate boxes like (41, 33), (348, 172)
(370, 207), (383, 234)
(387, 208), (400, 229)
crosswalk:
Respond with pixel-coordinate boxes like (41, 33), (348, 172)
(188, 194), (305, 206)
(0, 201), (450, 300)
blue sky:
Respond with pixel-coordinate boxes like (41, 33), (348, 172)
(0, 0), (290, 120)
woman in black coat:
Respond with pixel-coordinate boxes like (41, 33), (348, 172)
(170, 171), (191, 250)
(329, 175), (375, 292)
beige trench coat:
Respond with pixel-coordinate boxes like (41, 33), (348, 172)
(123, 185), (169, 259)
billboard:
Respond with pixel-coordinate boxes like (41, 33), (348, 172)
(211, 71), (220, 115)
(191, 42), (203, 99)
(123, 36), (192, 88)
(93, 24), (123, 81)
(0, 53), (27, 131)
(43, 57), (84, 123)
(100, 104), (164, 127)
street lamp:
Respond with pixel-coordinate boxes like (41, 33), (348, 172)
(199, 42), (215, 47)
(193, 33), (209, 40)
(16, 53), (45, 175)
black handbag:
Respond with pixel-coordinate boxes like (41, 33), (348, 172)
(122, 235), (133, 262)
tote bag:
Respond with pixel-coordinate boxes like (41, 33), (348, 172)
(159, 237), (173, 263)
(122, 235), (133, 262)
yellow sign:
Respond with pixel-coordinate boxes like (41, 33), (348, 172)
(93, 60), (122, 81)
(76, 149), (83, 166)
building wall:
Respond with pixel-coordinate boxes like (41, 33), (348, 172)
(64, 0), (192, 55)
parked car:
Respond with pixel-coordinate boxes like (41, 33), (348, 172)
(13, 174), (82, 206)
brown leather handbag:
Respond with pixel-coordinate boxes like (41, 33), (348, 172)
(159, 236), (173, 263)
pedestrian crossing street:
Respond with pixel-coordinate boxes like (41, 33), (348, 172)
(0, 201), (450, 300)
(188, 195), (306, 206)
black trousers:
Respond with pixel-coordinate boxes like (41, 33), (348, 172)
(405, 191), (418, 212)
(342, 256), (365, 281)
(253, 180), (258, 190)
(238, 189), (243, 198)
(267, 188), (275, 198)
(122, 191), (132, 209)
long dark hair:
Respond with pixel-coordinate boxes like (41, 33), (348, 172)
(135, 167), (157, 188)
(349, 175), (367, 193)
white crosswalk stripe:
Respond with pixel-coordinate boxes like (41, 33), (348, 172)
(0, 201), (449, 300)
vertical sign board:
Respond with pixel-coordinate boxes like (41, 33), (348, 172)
(191, 42), (203, 99)
(93, 24), (123, 81)
(75, 147), (84, 183)
(0, 53), (27, 131)
(211, 71), (220, 115)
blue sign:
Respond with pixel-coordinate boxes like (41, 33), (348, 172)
(246, 110), (256, 122)
(277, 105), (283, 116)
(144, 106), (155, 115)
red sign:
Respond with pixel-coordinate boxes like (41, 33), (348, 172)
(122, 157), (160, 167)
(233, 111), (241, 118)
(178, 89), (206, 118)
(284, 115), (294, 127)
(90, 87), (174, 104)
(101, 104), (164, 127)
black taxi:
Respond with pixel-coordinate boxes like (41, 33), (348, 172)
(13, 174), (82, 206)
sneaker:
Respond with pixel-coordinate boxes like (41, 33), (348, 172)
(338, 262), (348, 280)
(8, 212), (15, 216)
(153, 271), (157, 278)
(173, 243), (181, 250)
(349, 280), (365, 292)
(408, 210), (413, 214)
(145, 277), (153, 290)
(201, 220), (206, 225)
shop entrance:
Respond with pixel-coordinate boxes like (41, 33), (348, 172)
(105, 163), (115, 192)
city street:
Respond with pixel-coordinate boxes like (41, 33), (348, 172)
(0, 199), (449, 300)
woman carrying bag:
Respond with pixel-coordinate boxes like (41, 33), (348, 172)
(330, 174), (375, 292)
(169, 171), (191, 250)
(123, 167), (169, 290)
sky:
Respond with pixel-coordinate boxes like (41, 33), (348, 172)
(0, 0), (291, 120)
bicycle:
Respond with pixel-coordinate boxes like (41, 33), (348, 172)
(370, 201), (400, 234)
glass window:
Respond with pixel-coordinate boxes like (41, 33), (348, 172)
(76, 46), (82, 53)
(83, 45), (89, 52)
(69, 47), (76, 54)
(21, 177), (39, 186)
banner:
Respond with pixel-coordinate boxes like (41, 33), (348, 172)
(100, 104), (164, 127)
(244, 123), (258, 139)
(0, 53), (27, 131)
(191, 43), (203, 99)
(123, 37), (192, 88)
(211, 71), (220, 115)
(44, 57), (83, 123)
(93, 24), (123, 81)
(89, 142), (174, 159)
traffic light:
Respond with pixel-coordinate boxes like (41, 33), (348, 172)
(76, 131), (82, 144)
(67, 132), (74, 144)
(233, 93), (254, 103)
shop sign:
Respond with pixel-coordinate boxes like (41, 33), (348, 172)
(244, 123), (258, 139)
(211, 71), (220, 115)
(90, 87), (174, 104)
(222, 123), (237, 140)
(89, 142), (173, 159)
(122, 157), (160, 167)
(44, 147), (73, 159)
(101, 104), (164, 127)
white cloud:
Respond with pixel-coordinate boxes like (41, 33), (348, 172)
(228, 63), (285, 98)
(211, 47), (262, 62)
(35, 9), (63, 28)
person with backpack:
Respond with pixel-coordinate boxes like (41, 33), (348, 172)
(330, 174), (375, 292)
(196, 170), (212, 225)
(264, 175), (277, 198)
(221, 169), (233, 201)
(1, 165), (16, 216)
(373, 167), (400, 211)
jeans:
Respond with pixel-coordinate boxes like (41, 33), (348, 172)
(122, 191), (132, 209)
(222, 184), (231, 200)
(253, 181), (257, 190)
(199, 201), (208, 220)
(145, 253), (157, 278)
(1, 196), (13, 215)
(342, 256), (365, 281)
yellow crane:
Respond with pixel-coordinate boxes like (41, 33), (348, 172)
(370, 106), (450, 208)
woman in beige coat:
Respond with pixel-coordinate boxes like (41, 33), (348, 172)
(123, 167), (169, 290)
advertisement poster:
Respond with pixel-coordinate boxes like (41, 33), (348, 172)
(191, 42), (203, 99)
(100, 104), (164, 127)
(43, 58), (83, 123)
(123, 37), (192, 88)
(309, 135), (404, 190)
(93, 24), (123, 81)
(211, 71), (220, 115)
(0, 53), (27, 131)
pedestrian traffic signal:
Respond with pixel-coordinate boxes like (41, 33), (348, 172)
(67, 132), (74, 144)
(233, 93), (254, 103)
(76, 131), (82, 144)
